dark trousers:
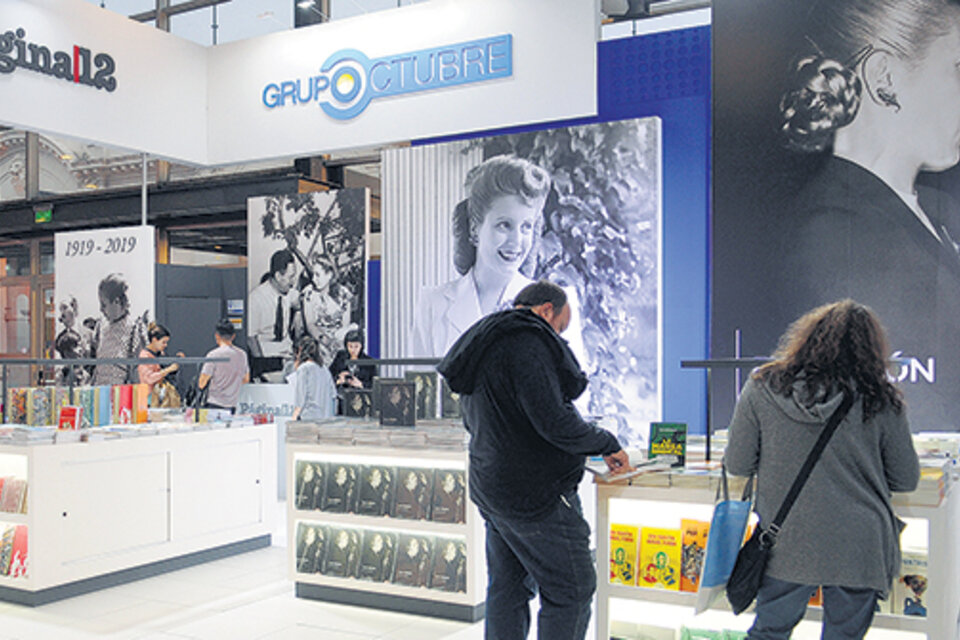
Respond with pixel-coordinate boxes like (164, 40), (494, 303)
(749, 575), (879, 640)
(479, 492), (595, 640)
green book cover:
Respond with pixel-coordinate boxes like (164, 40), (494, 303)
(648, 422), (686, 467)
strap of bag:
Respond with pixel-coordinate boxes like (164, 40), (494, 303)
(764, 389), (854, 542)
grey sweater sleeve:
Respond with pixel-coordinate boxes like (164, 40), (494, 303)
(724, 377), (761, 476)
(880, 408), (920, 493)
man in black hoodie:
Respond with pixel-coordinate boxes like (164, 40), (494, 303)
(438, 280), (630, 640)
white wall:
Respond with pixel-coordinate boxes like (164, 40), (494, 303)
(1, 0), (598, 166)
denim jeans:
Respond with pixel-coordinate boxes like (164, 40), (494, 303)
(479, 492), (596, 640)
(749, 575), (879, 640)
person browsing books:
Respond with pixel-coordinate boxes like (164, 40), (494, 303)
(290, 335), (336, 421)
(438, 279), (631, 640)
(197, 319), (250, 412)
(138, 322), (184, 407)
(725, 300), (919, 639)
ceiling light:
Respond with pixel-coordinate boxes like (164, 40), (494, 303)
(297, 0), (314, 8)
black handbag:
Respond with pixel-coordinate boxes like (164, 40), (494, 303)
(726, 389), (854, 615)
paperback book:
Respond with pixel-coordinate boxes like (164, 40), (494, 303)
(393, 534), (434, 587)
(609, 524), (639, 586)
(680, 519), (709, 592)
(392, 467), (433, 520)
(405, 371), (438, 420)
(430, 469), (466, 524)
(322, 463), (358, 513)
(638, 527), (682, 590)
(356, 465), (395, 517)
(441, 379), (461, 419)
(321, 527), (361, 578)
(294, 460), (325, 511)
(356, 530), (398, 582)
(295, 523), (327, 574)
(428, 538), (467, 593)
(343, 389), (373, 418)
(648, 422), (687, 467)
(379, 381), (416, 427)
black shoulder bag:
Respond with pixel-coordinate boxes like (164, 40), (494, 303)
(727, 389), (854, 614)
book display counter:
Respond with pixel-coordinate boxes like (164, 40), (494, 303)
(595, 466), (958, 640)
(286, 418), (485, 622)
(0, 421), (276, 605)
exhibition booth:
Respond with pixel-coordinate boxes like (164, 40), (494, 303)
(1, 0), (954, 638)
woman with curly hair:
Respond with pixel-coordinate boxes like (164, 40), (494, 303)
(412, 156), (585, 362)
(770, 0), (960, 429)
(725, 300), (919, 639)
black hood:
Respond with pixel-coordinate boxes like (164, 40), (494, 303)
(437, 308), (588, 399)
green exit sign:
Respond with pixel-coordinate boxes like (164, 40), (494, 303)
(34, 206), (52, 223)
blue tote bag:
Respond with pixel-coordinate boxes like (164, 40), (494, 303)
(694, 465), (754, 614)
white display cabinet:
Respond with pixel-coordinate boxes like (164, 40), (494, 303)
(287, 442), (486, 622)
(595, 480), (959, 640)
(0, 424), (276, 605)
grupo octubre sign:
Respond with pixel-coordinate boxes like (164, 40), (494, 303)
(261, 34), (512, 120)
(0, 27), (117, 91)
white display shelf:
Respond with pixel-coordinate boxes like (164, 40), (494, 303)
(0, 424), (277, 606)
(287, 441), (485, 622)
(0, 513), (28, 525)
(596, 479), (960, 640)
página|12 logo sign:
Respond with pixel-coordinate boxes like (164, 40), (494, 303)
(0, 28), (117, 92)
(262, 34), (512, 120)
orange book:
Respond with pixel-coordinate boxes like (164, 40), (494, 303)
(133, 383), (149, 423)
(680, 519), (709, 592)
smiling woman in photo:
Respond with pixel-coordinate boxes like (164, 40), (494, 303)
(412, 156), (585, 360)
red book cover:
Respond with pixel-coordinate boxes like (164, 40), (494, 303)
(58, 405), (82, 430)
(113, 385), (133, 424)
(8, 525), (27, 578)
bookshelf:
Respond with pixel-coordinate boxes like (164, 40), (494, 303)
(0, 424), (276, 605)
(595, 478), (957, 640)
(287, 441), (485, 622)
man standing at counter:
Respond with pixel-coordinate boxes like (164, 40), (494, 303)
(438, 280), (630, 640)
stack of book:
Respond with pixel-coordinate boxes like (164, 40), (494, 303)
(0, 477), (28, 514)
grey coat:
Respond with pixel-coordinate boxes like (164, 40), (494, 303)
(725, 376), (920, 592)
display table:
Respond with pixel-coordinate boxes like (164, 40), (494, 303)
(286, 419), (485, 622)
(0, 423), (276, 605)
(595, 474), (958, 640)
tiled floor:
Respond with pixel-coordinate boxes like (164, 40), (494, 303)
(0, 545), (495, 640)
(0, 503), (507, 640)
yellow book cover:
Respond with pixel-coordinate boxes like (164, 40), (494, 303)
(680, 519), (709, 592)
(639, 527), (681, 590)
(609, 524), (639, 586)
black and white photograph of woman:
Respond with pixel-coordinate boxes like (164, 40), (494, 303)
(713, 0), (960, 430)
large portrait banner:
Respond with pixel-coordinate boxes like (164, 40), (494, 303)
(247, 190), (368, 374)
(385, 117), (662, 446)
(53, 225), (156, 386)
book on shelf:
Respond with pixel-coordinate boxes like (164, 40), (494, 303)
(0, 526), (15, 575)
(680, 519), (709, 593)
(356, 465), (395, 517)
(134, 383), (149, 423)
(638, 526), (682, 590)
(321, 527), (362, 578)
(392, 467), (433, 520)
(112, 384), (134, 424)
(52, 387), (71, 420)
(0, 478), (27, 514)
(72, 387), (96, 428)
(892, 547), (928, 617)
(7, 524), (27, 578)
(343, 389), (373, 418)
(428, 537), (467, 593)
(393, 534), (434, 587)
(7, 388), (28, 424)
(430, 469), (466, 524)
(405, 371), (438, 421)
(97, 385), (112, 427)
(322, 463), (359, 513)
(27, 387), (53, 427)
(609, 524), (639, 586)
(648, 422), (687, 467)
(294, 460), (325, 511)
(441, 378), (461, 419)
(379, 381), (416, 427)
(295, 523), (327, 574)
(371, 377), (403, 417)
(58, 405), (83, 430)
(356, 530), (398, 582)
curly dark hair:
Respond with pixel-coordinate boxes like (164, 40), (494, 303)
(753, 299), (903, 421)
